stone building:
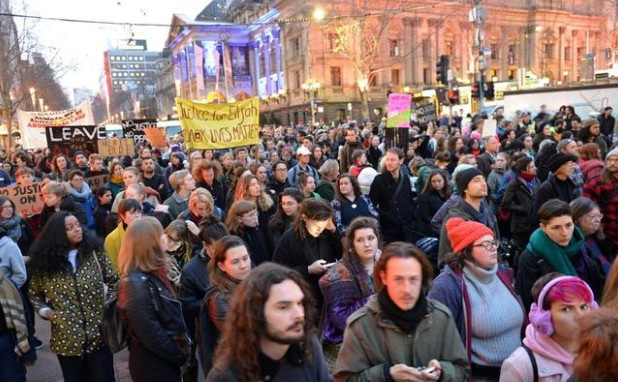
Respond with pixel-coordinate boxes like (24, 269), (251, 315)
(163, 0), (610, 125)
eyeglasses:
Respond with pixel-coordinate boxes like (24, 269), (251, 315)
(473, 239), (499, 250)
(585, 214), (603, 223)
(1, 205), (13, 210)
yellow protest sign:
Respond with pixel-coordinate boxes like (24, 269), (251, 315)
(175, 97), (260, 150)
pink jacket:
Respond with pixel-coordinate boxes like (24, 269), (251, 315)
(500, 325), (574, 382)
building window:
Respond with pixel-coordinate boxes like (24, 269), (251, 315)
(564, 46), (571, 61)
(294, 70), (301, 89)
(422, 39), (430, 58)
(389, 39), (399, 57)
(289, 37), (300, 57)
(544, 43), (555, 59)
(423, 68), (431, 84)
(330, 67), (342, 86)
(445, 41), (453, 56)
(369, 71), (377, 87)
(391, 69), (400, 86)
(577, 47), (584, 59)
(328, 33), (339, 51)
(508, 44), (516, 65)
(491, 44), (499, 59)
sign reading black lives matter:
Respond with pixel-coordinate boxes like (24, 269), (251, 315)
(45, 125), (104, 158)
(413, 102), (437, 128)
(122, 119), (158, 146)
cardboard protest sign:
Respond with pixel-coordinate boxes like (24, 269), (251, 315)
(387, 93), (412, 128)
(413, 102), (437, 128)
(46, 125), (104, 158)
(98, 137), (135, 157)
(122, 119), (157, 146)
(16, 101), (95, 149)
(0, 182), (45, 217)
(143, 128), (167, 148)
(482, 118), (497, 138)
(85, 174), (110, 189)
(176, 97), (260, 150)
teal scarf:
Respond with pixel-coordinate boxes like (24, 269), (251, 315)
(525, 227), (584, 276)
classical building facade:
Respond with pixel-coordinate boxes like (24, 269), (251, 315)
(163, 0), (610, 125)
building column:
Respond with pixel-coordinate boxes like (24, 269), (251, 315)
(253, 39), (261, 97)
(403, 18), (413, 86)
(500, 26), (509, 80)
(571, 30), (578, 81)
(273, 28), (283, 93)
(262, 34), (272, 95)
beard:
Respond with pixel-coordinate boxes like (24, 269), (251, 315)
(263, 320), (305, 345)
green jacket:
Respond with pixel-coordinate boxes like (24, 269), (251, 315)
(29, 248), (119, 357)
(334, 295), (469, 382)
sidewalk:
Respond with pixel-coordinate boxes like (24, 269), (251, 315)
(27, 316), (131, 382)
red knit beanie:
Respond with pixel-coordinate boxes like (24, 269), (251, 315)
(445, 217), (494, 253)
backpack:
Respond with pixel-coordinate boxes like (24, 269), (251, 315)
(100, 297), (127, 353)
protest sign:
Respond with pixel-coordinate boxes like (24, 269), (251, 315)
(387, 93), (412, 128)
(16, 101), (95, 149)
(85, 174), (110, 189)
(483, 118), (497, 138)
(176, 97), (260, 150)
(0, 182), (45, 217)
(122, 119), (157, 146)
(413, 102), (437, 128)
(98, 137), (135, 157)
(143, 128), (167, 148)
(46, 125), (104, 158)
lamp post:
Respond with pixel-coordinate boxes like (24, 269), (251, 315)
(29, 88), (36, 111)
(302, 80), (320, 127)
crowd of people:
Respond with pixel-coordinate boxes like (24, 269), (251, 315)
(0, 103), (618, 382)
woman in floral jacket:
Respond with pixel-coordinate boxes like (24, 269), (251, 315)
(319, 216), (381, 370)
(28, 211), (118, 382)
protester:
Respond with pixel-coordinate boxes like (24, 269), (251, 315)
(200, 235), (252, 375)
(205, 262), (330, 381)
(267, 161), (291, 196)
(93, 186), (113, 237)
(531, 152), (580, 223)
(430, 218), (525, 380)
(331, 173), (379, 237)
(577, 143), (604, 182)
(570, 197), (614, 275)
(583, 147), (618, 246)
(193, 160), (227, 211)
(233, 171), (275, 250)
(288, 146), (320, 186)
(319, 217), (380, 369)
(49, 154), (70, 182)
(315, 159), (339, 201)
(105, 162), (125, 199)
(164, 219), (192, 272)
(163, 169), (196, 219)
(500, 274), (599, 382)
(29, 211), (118, 381)
(268, 187), (304, 248)
(601, 258), (618, 310)
(104, 198), (142, 271)
(416, 170), (451, 237)
(334, 241), (468, 381)
(65, 169), (95, 229)
(38, 181), (87, 230)
(225, 200), (270, 265)
(517, 199), (606, 311)
(111, 166), (159, 213)
(502, 156), (539, 248)
(0, 196), (35, 257)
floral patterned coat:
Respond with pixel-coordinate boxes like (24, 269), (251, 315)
(29, 248), (119, 356)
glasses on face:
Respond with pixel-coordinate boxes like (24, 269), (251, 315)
(585, 214), (603, 223)
(1, 204), (13, 210)
(473, 239), (499, 250)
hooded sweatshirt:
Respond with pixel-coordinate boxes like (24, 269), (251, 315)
(0, 233), (27, 288)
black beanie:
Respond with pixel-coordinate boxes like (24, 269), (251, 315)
(547, 153), (578, 173)
(456, 167), (484, 195)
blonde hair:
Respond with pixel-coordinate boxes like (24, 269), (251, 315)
(233, 172), (273, 211)
(169, 170), (190, 192)
(42, 181), (67, 198)
(189, 187), (215, 214)
(118, 216), (168, 276)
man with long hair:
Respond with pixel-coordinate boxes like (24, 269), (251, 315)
(206, 262), (331, 381)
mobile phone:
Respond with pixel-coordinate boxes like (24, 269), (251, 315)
(423, 367), (436, 374)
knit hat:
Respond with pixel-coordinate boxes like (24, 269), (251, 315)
(74, 150), (86, 158)
(445, 217), (494, 253)
(607, 147), (618, 160)
(452, 164), (474, 183)
(455, 167), (484, 195)
(547, 152), (578, 173)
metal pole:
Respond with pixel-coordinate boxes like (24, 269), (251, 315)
(310, 90), (316, 127)
(475, 0), (485, 113)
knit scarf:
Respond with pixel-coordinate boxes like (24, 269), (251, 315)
(0, 214), (22, 242)
(66, 182), (92, 202)
(109, 174), (123, 184)
(526, 227), (585, 276)
(0, 271), (30, 355)
(378, 288), (428, 334)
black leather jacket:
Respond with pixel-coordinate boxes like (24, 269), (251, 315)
(118, 270), (190, 367)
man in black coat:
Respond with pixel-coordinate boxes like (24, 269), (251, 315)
(597, 106), (616, 140)
(476, 136), (498, 178)
(369, 147), (414, 243)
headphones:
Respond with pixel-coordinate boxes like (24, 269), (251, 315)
(529, 275), (599, 336)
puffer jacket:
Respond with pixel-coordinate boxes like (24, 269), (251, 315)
(118, 270), (190, 368)
(334, 295), (469, 382)
(29, 249), (119, 356)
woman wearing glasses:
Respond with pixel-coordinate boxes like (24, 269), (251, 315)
(429, 217), (526, 381)
(570, 198), (614, 275)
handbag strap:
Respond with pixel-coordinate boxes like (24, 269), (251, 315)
(522, 343), (538, 381)
(388, 171), (405, 207)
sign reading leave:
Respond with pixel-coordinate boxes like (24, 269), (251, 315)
(45, 125), (104, 158)
(122, 119), (157, 145)
(98, 137), (135, 157)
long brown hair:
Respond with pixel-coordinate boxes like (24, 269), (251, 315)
(602, 258), (618, 310)
(225, 200), (257, 237)
(292, 198), (333, 240)
(342, 217), (381, 261)
(118, 216), (168, 277)
(572, 308), (618, 382)
(208, 235), (248, 295)
(373, 242), (434, 291)
(234, 172), (273, 211)
(212, 262), (317, 381)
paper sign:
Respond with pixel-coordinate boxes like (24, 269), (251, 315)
(143, 128), (167, 148)
(85, 174), (110, 190)
(45, 125), (104, 158)
(387, 93), (412, 128)
(0, 182), (45, 217)
(483, 118), (497, 138)
(122, 119), (157, 145)
(176, 97), (260, 150)
(98, 138), (135, 157)
(413, 102), (437, 128)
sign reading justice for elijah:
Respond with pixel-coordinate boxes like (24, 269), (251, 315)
(175, 97), (260, 150)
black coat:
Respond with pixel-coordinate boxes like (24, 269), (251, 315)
(369, 171), (414, 242)
(476, 151), (495, 179)
(196, 178), (227, 212)
(416, 193), (447, 237)
(38, 198), (87, 232)
(597, 114), (616, 138)
(530, 176), (580, 225)
(367, 146), (382, 169)
(502, 178), (539, 235)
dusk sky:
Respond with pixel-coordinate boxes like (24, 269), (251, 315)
(23, 0), (208, 95)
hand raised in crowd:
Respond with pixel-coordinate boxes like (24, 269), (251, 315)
(185, 220), (199, 236)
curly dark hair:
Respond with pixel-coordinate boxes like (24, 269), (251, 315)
(212, 262), (317, 381)
(29, 211), (102, 277)
(342, 217), (381, 261)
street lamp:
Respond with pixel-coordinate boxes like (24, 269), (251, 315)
(312, 7), (326, 22)
(29, 88), (36, 110)
(302, 80), (321, 127)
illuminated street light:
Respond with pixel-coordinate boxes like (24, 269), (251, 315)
(312, 7), (326, 22)
(302, 79), (321, 127)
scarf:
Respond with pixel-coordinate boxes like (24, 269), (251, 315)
(109, 174), (123, 184)
(66, 182), (92, 202)
(526, 227), (585, 276)
(378, 288), (428, 334)
(585, 237), (611, 275)
(0, 214), (22, 242)
(0, 272), (30, 356)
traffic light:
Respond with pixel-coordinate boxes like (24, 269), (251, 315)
(448, 89), (460, 104)
(436, 55), (449, 85)
(471, 82), (480, 99)
(485, 81), (495, 100)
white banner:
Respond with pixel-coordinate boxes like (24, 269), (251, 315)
(16, 100), (95, 149)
